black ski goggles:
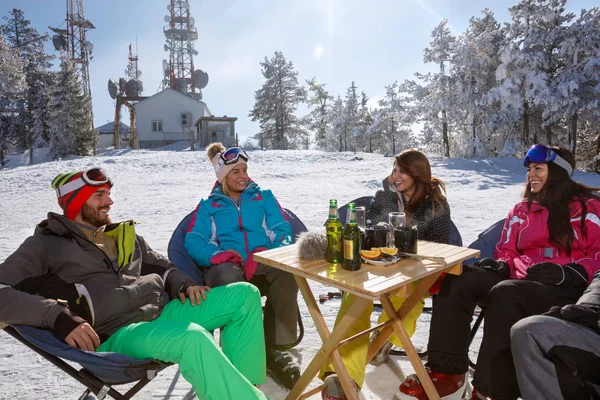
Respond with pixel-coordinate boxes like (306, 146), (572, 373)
(523, 144), (573, 176)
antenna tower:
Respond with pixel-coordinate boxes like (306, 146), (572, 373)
(50, 0), (95, 96)
(161, 0), (209, 99)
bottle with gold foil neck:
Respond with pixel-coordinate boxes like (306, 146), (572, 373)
(342, 203), (361, 271)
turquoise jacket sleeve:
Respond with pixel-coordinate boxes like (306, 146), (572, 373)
(262, 190), (293, 249)
(184, 201), (222, 267)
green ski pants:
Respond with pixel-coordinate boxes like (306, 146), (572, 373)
(98, 282), (268, 400)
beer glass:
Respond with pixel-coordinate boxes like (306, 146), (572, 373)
(388, 212), (406, 229)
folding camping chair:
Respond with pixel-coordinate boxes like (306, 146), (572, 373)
(1, 322), (169, 400)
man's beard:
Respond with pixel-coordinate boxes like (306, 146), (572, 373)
(81, 203), (111, 227)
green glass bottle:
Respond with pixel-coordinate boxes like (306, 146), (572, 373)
(343, 203), (361, 271)
(325, 200), (343, 264)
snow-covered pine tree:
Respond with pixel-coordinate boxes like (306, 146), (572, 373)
(356, 91), (373, 152)
(2, 8), (54, 164)
(304, 77), (332, 150)
(249, 51), (307, 149)
(375, 80), (414, 156)
(329, 95), (346, 152)
(546, 7), (600, 155)
(342, 81), (359, 152)
(0, 34), (25, 169)
(420, 19), (456, 157)
(451, 9), (504, 157)
(492, 0), (574, 155)
(47, 59), (94, 159)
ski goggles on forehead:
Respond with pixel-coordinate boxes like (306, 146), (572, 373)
(54, 168), (113, 198)
(523, 144), (573, 176)
(219, 147), (249, 166)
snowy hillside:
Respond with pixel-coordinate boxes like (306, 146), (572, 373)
(2, 149), (600, 400)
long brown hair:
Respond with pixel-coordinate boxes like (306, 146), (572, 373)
(525, 146), (600, 254)
(388, 149), (447, 216)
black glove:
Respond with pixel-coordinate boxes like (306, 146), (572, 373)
(544, 303), (600, 334)
(525, 262), (588, 289)
(473, 257), (510, 278)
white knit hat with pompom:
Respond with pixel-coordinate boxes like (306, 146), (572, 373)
(206, 142), (248, 183)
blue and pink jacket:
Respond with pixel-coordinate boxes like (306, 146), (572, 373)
(494, 197), (600, 282)
(184, 180), (292, 267)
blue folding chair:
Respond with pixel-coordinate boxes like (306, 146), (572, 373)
(2, 323), (169, 400)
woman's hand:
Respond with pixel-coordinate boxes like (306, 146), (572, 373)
(473, 257), (510, 278)
(525, 262), (588, 288)
(178, 285), (211, 306)
(225, 249), (242, 259)
(209, 251), (242, 266)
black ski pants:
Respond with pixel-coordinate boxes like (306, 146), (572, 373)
(426, 264), (583, 400)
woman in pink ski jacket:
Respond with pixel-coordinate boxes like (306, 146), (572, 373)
(397, 145), (600, 400)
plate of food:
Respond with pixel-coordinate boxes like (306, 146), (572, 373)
(360, 247), (401, 266)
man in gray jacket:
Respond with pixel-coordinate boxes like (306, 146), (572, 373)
(511, 272), (600, 399)
(0, 168), (268, 399)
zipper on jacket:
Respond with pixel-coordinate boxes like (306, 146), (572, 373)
(210, 184), (254, 256)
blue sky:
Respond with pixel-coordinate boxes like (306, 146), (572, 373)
(3, 0), (596, 143)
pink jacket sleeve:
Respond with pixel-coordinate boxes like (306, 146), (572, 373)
(493, 205), (526, 279)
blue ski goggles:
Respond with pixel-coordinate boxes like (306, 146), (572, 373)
(220, 147), (249, 166)
(523, 144), (573, 176)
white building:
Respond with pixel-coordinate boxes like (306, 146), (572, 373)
(95, 122), (129, 149)
(134, 88), (210, 149)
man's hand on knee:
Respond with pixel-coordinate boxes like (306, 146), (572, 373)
(179, 285), (211, 306)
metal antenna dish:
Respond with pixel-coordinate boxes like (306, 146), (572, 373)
(167, 4), (171, 11)
(136, 69), (142, 77)
(193, 69), (209, 89)
(52, 35), (67, 51)
(162, 59), (168, 70)
(84, 41), (93, 52)
(118, 78), (127, 94)
(182, 2), (190, 9)
(164, 44), (169, 52)
(108, 78), (118, 99)
(137, 80), (144, 94)
(193, 49), (198, 56)
(190, 17), (195, 25)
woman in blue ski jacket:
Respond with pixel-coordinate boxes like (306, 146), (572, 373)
(184, 143), (301, 390)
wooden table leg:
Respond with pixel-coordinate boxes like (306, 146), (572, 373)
(289, 276), (371, 400)
(366, 272), (441, 363)
(380, 294), (441, 400)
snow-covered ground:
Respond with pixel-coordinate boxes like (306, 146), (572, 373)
(2, 149), (600, 399)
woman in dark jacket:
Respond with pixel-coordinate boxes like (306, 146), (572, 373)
(367, 149), (450, 243)
(320, 149), (451, 400)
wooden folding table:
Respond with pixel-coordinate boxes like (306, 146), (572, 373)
(254, 240), (480, 400)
